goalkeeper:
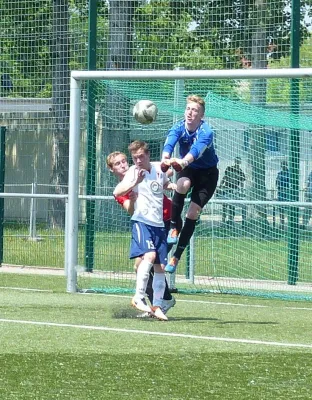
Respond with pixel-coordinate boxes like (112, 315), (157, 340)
(161, 95), (219, 273)
(106, 151), (176, 317)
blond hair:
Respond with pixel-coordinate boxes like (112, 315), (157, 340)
(106, 151), (127, 169)
(187, 95), (205, 113)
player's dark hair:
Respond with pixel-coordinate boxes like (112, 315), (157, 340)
(128, 140), (150, 154)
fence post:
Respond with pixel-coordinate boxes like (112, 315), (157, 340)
(85, 0), (98, 273)
(64, 198), (69, 276)
(28, 181), (41, 241)
(0, 127), (6, 266)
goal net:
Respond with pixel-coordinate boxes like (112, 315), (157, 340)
(67, 68), (312, 301)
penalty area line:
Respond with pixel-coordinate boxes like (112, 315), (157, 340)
(0, 318), (311, 349)
(0, 286), (52, 292)
(82, 293), (312, 312)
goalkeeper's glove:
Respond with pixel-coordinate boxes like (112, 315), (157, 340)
(160, 158), (171, 173)
(171, 158), (189, 172)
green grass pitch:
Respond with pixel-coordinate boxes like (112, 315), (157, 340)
(0, 272), (312, 399)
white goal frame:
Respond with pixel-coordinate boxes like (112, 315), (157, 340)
(67, 67), (312, 293)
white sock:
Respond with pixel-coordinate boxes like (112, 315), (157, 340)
(152, 272), (166, 307)
(135, 260), (153, 299)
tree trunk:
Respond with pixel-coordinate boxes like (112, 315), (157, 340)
(98, 0), (135, 230)
(50, 0), (70, 228)
(102, 0), (135, 153)
(246, 0), (269, 234)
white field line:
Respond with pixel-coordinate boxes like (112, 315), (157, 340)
(81, 293), (312, 312)
(0, 265), (64, 276)
(0, 318), (311, 349)
(173, 298), (312, 311)
(1, 265), (312, 294)
(1, 286), (312, 312)
(0, 286), (52, 292)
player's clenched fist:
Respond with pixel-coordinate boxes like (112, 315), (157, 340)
(170, 158), (189, 172)
(160, 159), (171, 173)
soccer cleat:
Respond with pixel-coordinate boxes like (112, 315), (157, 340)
(131, 297), (152, 313)
(160, 159), (171, 173)
(161, 296), (176, 314)
(151, 306), (168, 321)
(167, 228), (179, 244)
(165, 256), (179, 274)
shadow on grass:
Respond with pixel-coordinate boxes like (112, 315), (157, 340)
(112, 308), (279, 325)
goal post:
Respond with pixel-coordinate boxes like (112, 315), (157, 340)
(67, 68), (312, 300)
(66, 76), (81, 293)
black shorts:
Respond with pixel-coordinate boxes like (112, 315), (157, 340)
(177, 165), (219, 208)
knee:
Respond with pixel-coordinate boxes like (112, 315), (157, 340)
(186, 203), (201, 220)
(133, 257), (142, 272)
(143, 252), (156, 264)
(154, 264), (164, 273)
(176, 177), (191, 194)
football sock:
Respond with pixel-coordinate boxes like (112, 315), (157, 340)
(135, 260), (153, 299)
(152, 272), (166, 307)
(146, 268), (171, 302)
(145, 269), (154, 304)
(163, 277), (172, 300)
(170, 192), (186, 230)
(167, 243), (174, 253)
(174, 217), (197, 260)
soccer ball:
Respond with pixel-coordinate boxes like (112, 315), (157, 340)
(133, 100), (158, 125)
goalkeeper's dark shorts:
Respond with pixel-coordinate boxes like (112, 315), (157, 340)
(177, 165), (219, 209)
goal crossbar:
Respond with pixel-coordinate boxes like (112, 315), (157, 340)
(71, 68), (312, 81)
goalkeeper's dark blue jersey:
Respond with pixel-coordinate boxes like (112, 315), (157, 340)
(163, 119), (218, 169)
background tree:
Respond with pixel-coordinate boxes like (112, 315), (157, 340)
(0, 0), (52, 97)
(247, 0), (268, 229)
(134, 0), (223, 70)
(101, 0), (137, 170)
(170, 0), (312, 68)
(98, 0), (137, 231)
(268, 35), (312, 103)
